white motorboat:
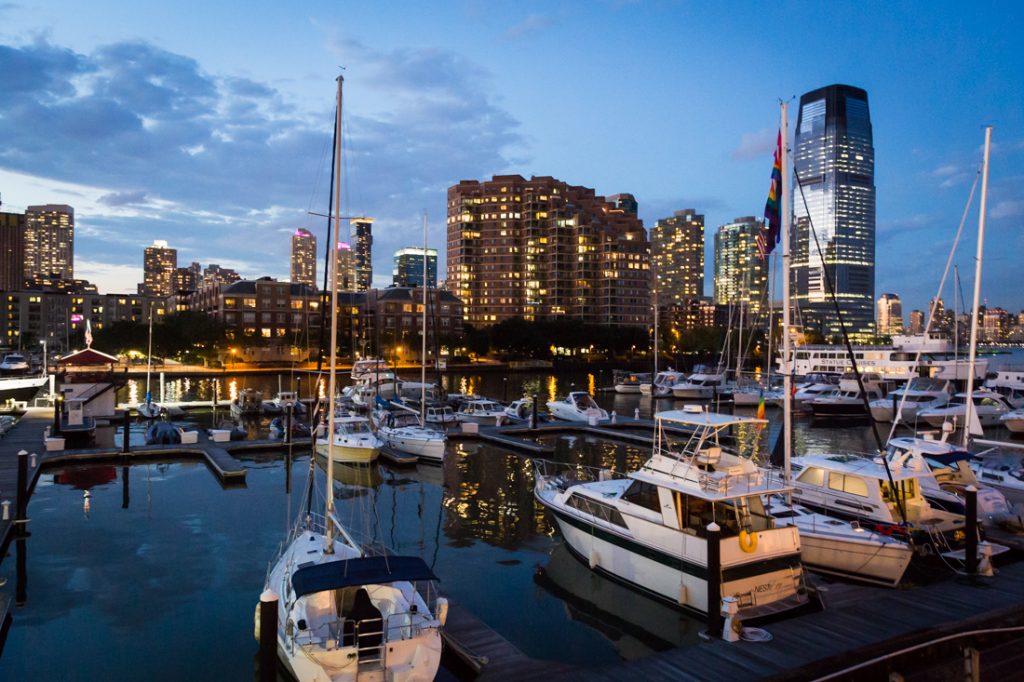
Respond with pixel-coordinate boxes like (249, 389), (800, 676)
(546, 392), (609, 423)
(613, 371), (651, 394)
(0, 353), (30, 375)
(317, 415), (383, 463)
(425, 405), (457, 428)
(503, 398), (535, 423)
(372, 410), (446, 462)
(351, 372), (400, 408)
(454, 399), (505, 426)
(807, 374), (884, 421)
(732, 385), (783, 408)
(868, 378), (951, 423)
(792, 372), (841, 413)
(918, 390), (1014, 429)
(230, 387), (263, 419)
(534, 409), (808, 618)
(1000, 408), (1024, 433)
(670, 372), (727, 400)
(641, 369), (687, 398)
(972, 459), (1024, 506)
(350, 357), (390, 381)
(0, 375), (47, 404)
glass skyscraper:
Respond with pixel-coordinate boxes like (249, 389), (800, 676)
(791, 84), (875, 341)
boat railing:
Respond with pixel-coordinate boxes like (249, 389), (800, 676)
(534, 458), (628, 490)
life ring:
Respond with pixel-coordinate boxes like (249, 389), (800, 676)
(738, 529), (758, 554)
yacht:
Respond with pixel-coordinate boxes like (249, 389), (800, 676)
(918, 390), (1014, 429)
(641, 369), (687, 398)
(0, 374), (47, 404)
(984, 366), (1024, 408)
(613, 371), (651, 395)
(503, 398), (535, 423)
(534, 409), (808, 618)
(972, 459), (1024, 505)
(425, 405), (457, 428)
(732, 384), (783, 408)
(546, 392), (609, 423)
(807, 374), (884, 421)
(350, 358), (390, 381)
(454, 399), (505, 426)
(372, 410), (445, 462)
(670, 371), (728, 400)
(0, 353), (30, 375)
(868, 378), (952, 423)
(316, 415), (383, 463)
(792, 372), (841, 413)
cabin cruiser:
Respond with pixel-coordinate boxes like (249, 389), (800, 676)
(425, 405), (457, 427)
(351, 372), (400, 408)
(972, 459), (1024, 506)
(670, 371), (728, 400)
(984, 366), (1024, 408)
(316, 415), (383, 463)
(503, 398), (536, 423)
(454, 399), (505, 426)
(808, 374), (884, 421)
(918, 390), (1014, 429)
(546, 392), (609, 423)
(534, 409), (808, 618)
(1000, 408), (1024, 433)
(869, 378), (952, 423)
(350, 357), (390, 381)
(792, 372), (841, 413)
(0, 353), (30, 375)
(371, 409), (446, 462)
(641, 369), (687, 398)
(613, 371), (651, 394)
(230, 388), (263, 418)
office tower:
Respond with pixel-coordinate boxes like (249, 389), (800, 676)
(337, 242), (355, 291)
(791, 84), (875, 341)
(174, 262), (202, 292)
(290, 228), (317, 287)
(24, 204), (74, 279)
(650, 209), (704, 304)
(447, 175), (650, 326)
(140, 240), (177, 296)
(350, 217), (373, 292)
(876, 293), (903, 336)
(393, 247), (438, 288)
(0, 210), (26, 290)
(909, 309), (925, 335)
(608, 193), (638, 216)
(713, 216), (769, 314)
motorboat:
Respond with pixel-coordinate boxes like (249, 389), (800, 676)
(0, 375), (47, 404)
(454, 399), (505, 426)
(972, 459), (1024, 506)
(269, 417), (311, 440)
(1000, 408), (1024, 433)
(670, 372), (727, 400)
(918, 390), (1014, 429)
(265, 391), (307, 416)
(534, 409), (808, 618)
(0, 353), (30, 375)
(807, 374), (884, 421)
(351, 372), (400, 408)
(350, 357), (390, 381)
(230, 388), (263, 419)
(732, 385), (783, 408)
(546, 392), (608, 423)
(316, 415), (382, 463)
(425, 405), (457, 428)
(869, 378), (952, 423)
(641, 369), (687, 398)
(503, 398), (536, 423)
(372, 409), (446, 462)
(792, 373), (841, 413)
(613, 371), (651, 395)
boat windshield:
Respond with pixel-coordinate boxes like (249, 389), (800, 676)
(340, 420), (372, 434)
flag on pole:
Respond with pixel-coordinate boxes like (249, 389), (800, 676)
(85, 318), (93, 348)
(756, 389), (766, 421)
(756, 130), (783, 261)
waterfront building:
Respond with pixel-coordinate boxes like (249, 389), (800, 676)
(651, 209), (704, 306)
(191, 277), (321, 343)
(393, 247), (438, 288)
(877, 293), (903, 336)
(140, 240), (177, 297)
(290, 228), (317, 287)
(447, 174), (649, 326)
(983, 307), (1009, 343)
(24, 204), (74, 280)
(791, 84), (876, 341)
(362, 287), (464, 362)
(350, 217), (373, 291)
(909, 309), (925, 335)
(0, 210), (26, 291)
(713, 216), (769, 315)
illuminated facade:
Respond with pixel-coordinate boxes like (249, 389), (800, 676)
(909, 309), (924, 335)
(876, 293), (903, 336)
(713, 217), (768, 314)
(337, 243), (356, 291)
(393, 247), (438, 288)
(447, 175), (650, 326)
(140, 240), (177, 297)
(350, 217), (374, 292)
(791, 84), (875, 340)
(651, 209), (704, 304)
(24, 204), (74, 280)
(290, 228), (317, 287)
(0, 211), (26, 291)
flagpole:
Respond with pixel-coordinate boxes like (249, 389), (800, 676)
(781, 102), (792, 488)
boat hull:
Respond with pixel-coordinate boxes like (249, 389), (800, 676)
(315, 441), (381, 463)
(809, 401), (869, 420)
(614, 385), (642, 394)
(796, 529), (912, 587)
(1001, 417), (1024, 433)
(0, 375), (47, 403)
(383, 433), (445, 461)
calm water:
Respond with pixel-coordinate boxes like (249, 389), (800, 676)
(4, 367), (1016, 679)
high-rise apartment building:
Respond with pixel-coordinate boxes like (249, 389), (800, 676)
(291, 228), (317, 287)
(876, 293), (903, 336)
(0, 210), (26, 291)
(203, 264), (241, 285)
(140, 240), (177, 297)
(909, 309), (925, 335)
(174, 262), (202, 292)
(350, 218), (373, 291)
(336, 242), (356, 291)
(608, 193), (638, 216)
(393, 247), (438, 288)
(447, 175), (650, 326)
(791, 84), (876, 341)
(650, 209), (704, 304)
(24, 204), (74, 280)
(713, 217), (769, 314)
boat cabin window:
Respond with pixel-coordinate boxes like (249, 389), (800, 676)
(796, 466), (825, 487)
(673, 493), (770, 537)
(880, 479), (917, 503)
(827, 472), (869, 497)
(566, 494), (627, 528)
(620, 480), (662, 512)
(979, 397), (1003, 407)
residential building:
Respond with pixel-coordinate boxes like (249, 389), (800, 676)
(140, 240), (177, 297)
(174, 262), (202, 293)
(909, 309), (925, 335)
(24, 204), (74, 280)
(608, 193), (638, 216)
(393, 247), (438, 288)
(446, 174), (650, 326)
(350, 217), (373, 291)
(191, 277), (321, 343)
(362, 287), (465, 362)
(713, 216), (769, 315)
(337, 242), (356, 291)
(791, 84), (876, 341)
(651, 209), (704, 305)
(291, 228), (317, 287)
(876, 293), (903, 336)
(983, 307), (1009, 343)
(203, 263), (241, 285)
(0, 210), (26, 291)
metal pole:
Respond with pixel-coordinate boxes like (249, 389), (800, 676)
(780, 101), (793, 490)
(962, 126), (992, 448)
(285, 404), (293, 445)
(53, 399), (62, 436)
(706, 522), (722, 638)
(16, 450), (29, 528)
(965, 485), (978, 576)
(258, 589), (279, 682)
(122, 410), (131, 453)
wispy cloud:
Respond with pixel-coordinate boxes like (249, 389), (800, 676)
(990, 199), (1024, 219)
(501, 14), (554, 42)
(731, 129), (775, 161)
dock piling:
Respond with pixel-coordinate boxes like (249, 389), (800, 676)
(285, 405), (292, 445)
(122, 411), (131, 454)
(530, 393), (538, 430)
(258, 589), (279, 682)
(965, 485), (978, 576)
(52, 400), (61, 436)
(706, 522), (722, 639)
(16, 450), (28, 532)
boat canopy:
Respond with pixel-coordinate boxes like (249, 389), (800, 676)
(291, 555), (438, 598)
(656, 409), (767, 429)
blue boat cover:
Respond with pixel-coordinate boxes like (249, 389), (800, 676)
(291, 555), (438, 598)
(926, 450), (975, 466)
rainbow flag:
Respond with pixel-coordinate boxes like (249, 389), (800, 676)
(756, 130), (782, 261)
(756, 389), (766, 420)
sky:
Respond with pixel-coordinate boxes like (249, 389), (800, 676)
(0, 1), (1022, 319)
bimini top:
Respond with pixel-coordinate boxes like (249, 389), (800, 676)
(292, 555), (437, 598)
(656, 408), (767, 429)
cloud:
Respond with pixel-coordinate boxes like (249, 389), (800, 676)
(98, 190), (148, 206)
(990, 200), (1024, 219)
(75, 259), (141, 295)
(501, 14), (554, 42)
(731, 129), (776, 161)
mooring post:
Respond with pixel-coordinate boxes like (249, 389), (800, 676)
(122, 410), (131, 454)
(965, 485), (978, 576)
(285, 404), (293, 445)
(706, 522), (722, 639)
(16, 450), (29, 531)
(530, 393), (538, 430)
(53, 399), (61, 436)
(122, 466), (130, 510)
(258, 589), (279, 682)
(892, 392), (898, 422)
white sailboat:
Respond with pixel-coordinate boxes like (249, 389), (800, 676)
(136, 311), (163, 419)
(260, 75), (445, 682)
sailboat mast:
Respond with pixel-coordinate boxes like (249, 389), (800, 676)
(145, 310), (154, 406)
(962, 126), (992, 448)
(781, 101), (792, 486)
(421, 210), (428, 426)
(325, 75), (344, 551)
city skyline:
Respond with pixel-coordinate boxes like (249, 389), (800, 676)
(0, 3), (1021, 314)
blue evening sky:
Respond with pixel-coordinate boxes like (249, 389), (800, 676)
(0, 1), (1021, 319)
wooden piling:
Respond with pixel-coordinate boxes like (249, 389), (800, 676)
(965, 485), (978, 576)
(15, 451), (28, 529)
(122, 410), (131, 454)
(258, 589), (279, 682)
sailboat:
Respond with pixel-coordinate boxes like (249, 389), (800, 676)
(260, 76), (445, 681)
(136, 311), (163, 419)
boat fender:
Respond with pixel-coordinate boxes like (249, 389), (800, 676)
(678, 584), (688, 606)
(738, 529), (758, 554)
(589, 549), (600, 569)
(253, 604), (260, 641)
(436, 597), (449, 626)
